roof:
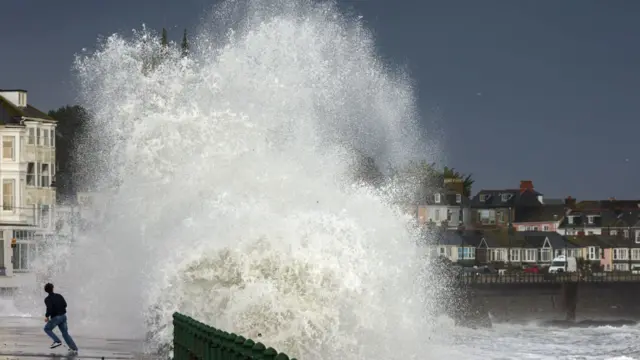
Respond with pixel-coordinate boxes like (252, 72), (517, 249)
(0, 94), (54, 123)
(558, 208), (640, 229)
(470, 188), (542, 209)
(514, 204), (566, 223)
(566, 235), (640, 248)
(421, 229), (484, 247)
(478, 230), (574, 249)
(422, 191), (470, 206)
(575, 200), (640, 211)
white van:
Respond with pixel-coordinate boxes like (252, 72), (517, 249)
(548, 255), (577, 273)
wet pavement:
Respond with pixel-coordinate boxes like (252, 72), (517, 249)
(0, 317), (157, 360)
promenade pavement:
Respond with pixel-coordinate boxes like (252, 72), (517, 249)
(0, 316), (158, 360)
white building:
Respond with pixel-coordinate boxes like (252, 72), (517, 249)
(0, 89), (56, 289)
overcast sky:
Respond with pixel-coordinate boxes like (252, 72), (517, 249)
(1, 0), (639, 199)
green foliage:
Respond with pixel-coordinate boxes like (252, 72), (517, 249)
(181, 29), (189, 57)
(161, 28), (168, 47)
(47, 105), (90, 199)
(395, 160), (475, 202)
(173, 313), (297, 360)
(442, 166), (474, 197)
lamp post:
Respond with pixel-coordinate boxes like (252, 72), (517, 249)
(565, 235), (568, 272)
(628, 226), (632, 273)
(508, 207), (513, 266)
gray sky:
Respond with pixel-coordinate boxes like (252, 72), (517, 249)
(2, 0), (638, 199)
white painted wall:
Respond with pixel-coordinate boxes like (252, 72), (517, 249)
(0, 90), (27, 108)
(423, 205), (471, 227)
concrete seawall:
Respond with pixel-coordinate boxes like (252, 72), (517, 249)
(468, 281), (640, 323)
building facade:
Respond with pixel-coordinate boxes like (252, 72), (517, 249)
(0, 89), (56, 288)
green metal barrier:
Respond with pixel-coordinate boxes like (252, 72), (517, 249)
(173, 312), (298, 360)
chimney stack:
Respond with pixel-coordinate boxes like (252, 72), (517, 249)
(565, 196), (576, 208)
(444, 178), (464, 195)
(519, 180), (534, 193)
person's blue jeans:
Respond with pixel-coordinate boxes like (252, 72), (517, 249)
(43, 314), (78, 351)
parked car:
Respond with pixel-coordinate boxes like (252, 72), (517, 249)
(524, 265), (540, 274)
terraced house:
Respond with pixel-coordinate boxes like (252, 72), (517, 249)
(470, 180), (544, 229)
(0, 89), (56, 288)
(557, 199), (640, 242)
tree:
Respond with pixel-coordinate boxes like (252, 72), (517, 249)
(48, 105), (90, 200)
(393, 161), (475, 203)
(161, 28), (168, 48)
(181, 29), (189, 57)
(352, 152), (385, 187)
(442, 166), (474, 197)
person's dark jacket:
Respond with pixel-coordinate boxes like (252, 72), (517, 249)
(45, 293), (68, 318)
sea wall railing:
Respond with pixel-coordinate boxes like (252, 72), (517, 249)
(173, 313), (298, 360)
(460, 273), (640, 284)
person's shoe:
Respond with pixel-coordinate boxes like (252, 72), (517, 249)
(68, 349), (78, 355)
(50, 342), (62, 349)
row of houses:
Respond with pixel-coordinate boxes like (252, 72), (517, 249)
(413, 179), (640, 246)
(426, 229), (640, 272)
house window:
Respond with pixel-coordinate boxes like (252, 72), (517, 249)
(434, 209), (440, 222)
(631, 249), (640, 260)
(533, 226), (539, 231)
(12, 242), (36, 271)
(51, 129), (55, 147)
(439, 247), (445, 256)
(524, 249), (536, 262)
(497, 211), (505, 223)
(624, 230), (629, 238)
(43, 129), (49, 146)
(40, 164), (50, 187)
(479, 194), (487, 202)
(446, 209), (452, 222)
(2, 136), (14, 160)
(568, 216), (574, 225)
(540, 249), (552, 262)
(490, 249), (504, 262)
(36, 128), (41, 145)
(614, 263), (630, 272)
(456, 194), (462, 204)
(611, 230), (618, 236)
(614, 248), (628, 260)
(510, 249), (520, 262)
(28, 128), (35, 145)
(501, 194), (511, 202)
(636, 231), (640, 244)
(457, 247), (475, 260)
(434, 194), (441, 203)
(588, 247), (599, 261)
(478, 209), (496, 225)
(587, 216), (595, 224)
(3, 179), (14, 210)
(542, 225), (550, 231)
(27, 163), (36, 186)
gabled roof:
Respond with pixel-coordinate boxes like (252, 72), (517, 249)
(558, 211), (603, 228)
(470, 188), (542, 209)
(514, 204), (566, 223)
(520, 231), (573, 249)
(576, 200), (640, 211)
(476, 230), (572, 249)
(0, 94), (54, 123)
(423, 191), (469, 206)
(600, 209), (640, 228)
(566, 235), (640, 248)
(422, 229), (483, 247)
